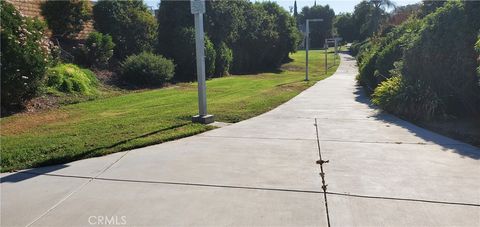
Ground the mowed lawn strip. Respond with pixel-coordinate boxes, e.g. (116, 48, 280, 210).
(0, 50, 339, 172)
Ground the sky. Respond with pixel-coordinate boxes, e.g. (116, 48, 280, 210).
(144, 0, 422, 14)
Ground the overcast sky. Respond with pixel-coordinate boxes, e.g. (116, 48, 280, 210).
(144, 0, 422, 14)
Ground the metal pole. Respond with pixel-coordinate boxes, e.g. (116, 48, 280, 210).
(305, 21, 309, 81)
(333, 43, 336, 66)
(191, 0, 213, 124)
(324, 42, 327, 75)
(194, 12, 207, 116)
(304, 19, 322, 81)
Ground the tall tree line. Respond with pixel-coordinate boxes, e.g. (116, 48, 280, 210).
(157, 0, 301, 80)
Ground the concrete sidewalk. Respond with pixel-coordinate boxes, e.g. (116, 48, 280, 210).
(1, 54, 479, 226)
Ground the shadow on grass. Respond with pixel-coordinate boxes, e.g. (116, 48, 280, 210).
(1, 122, 195, 182)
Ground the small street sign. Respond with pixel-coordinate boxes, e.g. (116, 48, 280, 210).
(190, 0, 205, 14)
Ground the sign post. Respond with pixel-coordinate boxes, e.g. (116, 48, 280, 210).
(305, 18, 323, 81)
(191, 0, 214, 124)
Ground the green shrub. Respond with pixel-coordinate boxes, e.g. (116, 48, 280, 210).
(46, 64, 98, 95)
(350, 41, 365, 57)
(356, 18, 423, 93)
(204, 38, 216, 78)
(157, 1, 298, 75)
(373, 40, 401, 82)
(402, 1, 480, 116)
(373, 19, 423, 84)
(75, 32, 115, 68)
(476, 35, 480, 77)
(357, 45, 379, 92)
(164, 27, 216, 82)
(120, 52, 175, 86)
(93, 0, 157, 59)
(214, 42, 233, 77)
(41, 0, 92, 39)
(1, 1, 53, 109)
(372, 66, 444, 121)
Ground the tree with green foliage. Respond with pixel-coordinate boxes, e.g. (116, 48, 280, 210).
(157, 0, 299, 76)
(41, 0, 92, 40)
(205, 0, 245, 45)
(402, 1, 479, 116)
(419, 0, 446, 17)
(297, 4, 335, 48)
(334, 13, 357, 42)
(388, 4, 421, 26)
(93, 0, 157, 59)
(361, 1, 480, 120)
(230, 2, 300, 72)
(260, 2, 301, 66)
(74, 32, 115, 69)
(156, 1, 216, 81)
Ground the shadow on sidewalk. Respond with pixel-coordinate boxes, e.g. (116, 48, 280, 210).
(353, 85, 480, 160)
(1, 164, 69, 183)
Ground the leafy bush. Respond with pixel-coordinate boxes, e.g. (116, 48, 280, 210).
(46, 64, 98, 95)
(157, 1, 299, 75)
(214, 42, 233, 77)
(476, 35, 480, 77)
(1, 1, 53, 109)
(402, 1, 480, 116)
(93, 0, 157, 59)
(41, 0, 92, 39)
(120, 52, 175, 86)
(74, 32, 115, 68)
(372, 75, 444, 121)
(373, 40, 401, 81)
(159, 26, 216, 81)
(357, 47, 379, 92)
(350, 40, 370, 57)
(373, 19, 422, 84)
(356, 18, 422, 93)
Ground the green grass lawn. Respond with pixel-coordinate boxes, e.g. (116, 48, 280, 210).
(0, 50, 339, 172)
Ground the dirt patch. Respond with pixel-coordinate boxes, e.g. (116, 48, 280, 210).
(281, 64, 304, 72)
(23, 95, 63, 113)
(1, 110, 70, 136)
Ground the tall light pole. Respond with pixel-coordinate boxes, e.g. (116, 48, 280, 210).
(305, 18, 323, 81)
(191, 0, 214, 124)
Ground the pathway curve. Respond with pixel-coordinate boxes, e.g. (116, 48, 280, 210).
(2, 54, 479, 226)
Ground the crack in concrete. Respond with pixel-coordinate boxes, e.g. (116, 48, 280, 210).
(314, 118, 332, 227)
(13, 171, 480, 207)
(199, 135, 465, 146)
(25, 150, 131, 227)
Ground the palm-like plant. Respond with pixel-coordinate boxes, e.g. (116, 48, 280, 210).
(370, 0, 396, 10)
(368, 0, 396, 34)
